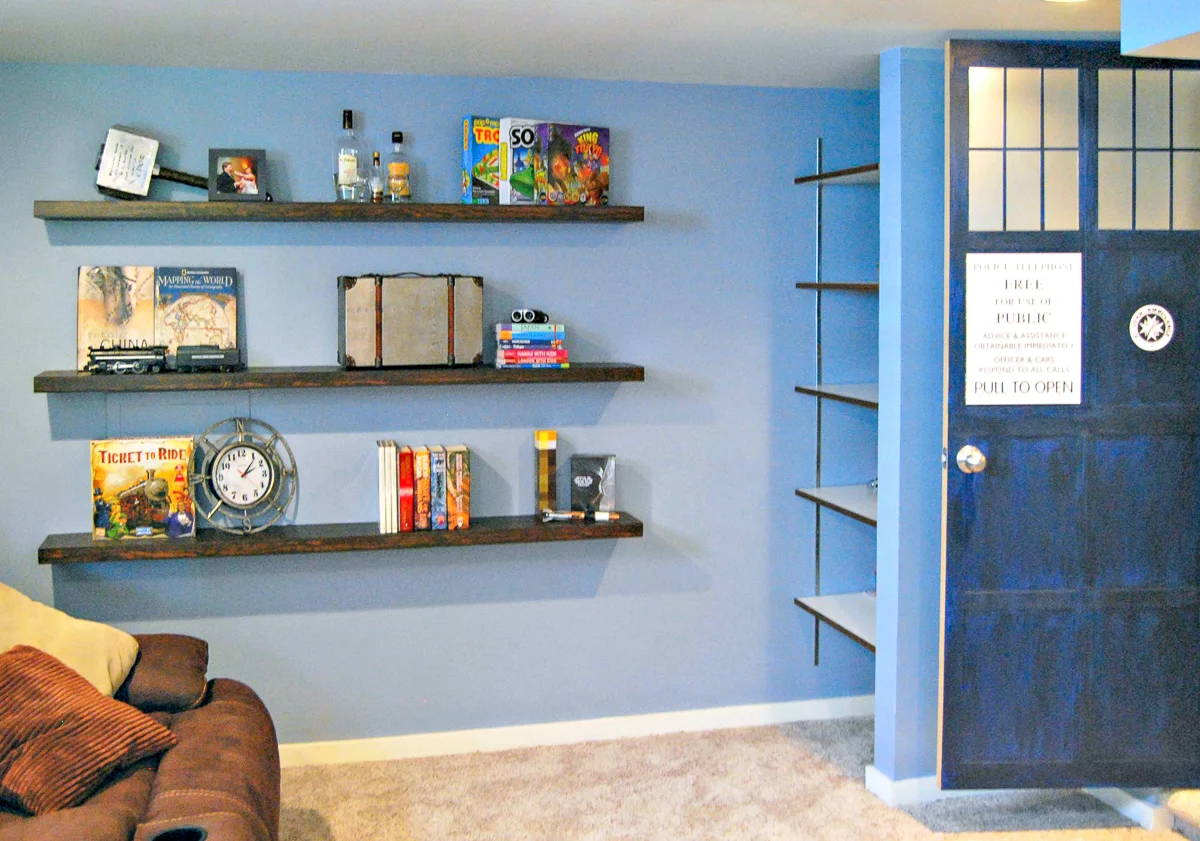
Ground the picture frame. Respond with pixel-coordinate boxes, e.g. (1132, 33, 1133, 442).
(208, 149, 266, 202)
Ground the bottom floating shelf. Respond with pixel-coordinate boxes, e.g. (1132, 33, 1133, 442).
(794, 592, 877, 653)
(39, 513, 643, 565)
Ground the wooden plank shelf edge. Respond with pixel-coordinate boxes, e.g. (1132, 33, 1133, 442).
(34, 363, 645, 393)
(793, 163, 880, 186)
(794, 383, 879, 409)
(39, 513, 644, 564)
(33, 201, 645, 223)
(793, 592, 877, 653)
(794, 485, 878, 526)
(795, 282, 879, 291)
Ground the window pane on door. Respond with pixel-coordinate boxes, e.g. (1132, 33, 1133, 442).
(969, 150, 1004, 231)
(1173, 152, 1200, 229)
(1136, 151, 1171, 230)
(969, 67, 1005, 148)
(1098, 151, 1133, 230)
(1174, 71, 1200, 147)
(1045, 70, 1080, 148)
(1046, 151, 1080, 230)
(1006, 151, 1042, 230)
(1007, 69, 1043, 148)
(1099, 70, 1133, 148)
(1136, 70, 1171, 149)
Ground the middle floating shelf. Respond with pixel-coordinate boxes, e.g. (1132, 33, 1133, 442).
(33, 363, 645, 394)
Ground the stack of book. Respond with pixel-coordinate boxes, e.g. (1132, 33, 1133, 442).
(495, 322, 569, 369)
(377, 442, 470, 534)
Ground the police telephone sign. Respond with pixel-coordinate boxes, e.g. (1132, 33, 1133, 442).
(965, 253, 1082, 406)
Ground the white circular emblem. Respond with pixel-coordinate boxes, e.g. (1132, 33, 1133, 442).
(1129, 304, 1174, 352)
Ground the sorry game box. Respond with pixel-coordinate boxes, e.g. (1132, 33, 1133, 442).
(91, 436, 195, 540)
(535, 123, 609, 206)
(499, 117, 541, 205)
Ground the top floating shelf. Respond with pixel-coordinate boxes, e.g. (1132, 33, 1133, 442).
(793, 163, 879, 186)
(32, 201, 645, 223)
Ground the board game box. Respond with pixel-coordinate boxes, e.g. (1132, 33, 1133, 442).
(91, 436, 195, 540)
(535, 123, 610, 206)
(499, 117, 541, 205)
(462, 116, 500, 204)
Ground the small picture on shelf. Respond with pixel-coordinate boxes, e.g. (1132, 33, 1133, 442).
(208, 149, 266, 202)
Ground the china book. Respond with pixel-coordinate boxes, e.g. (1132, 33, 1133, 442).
(91, 437, 196, 540)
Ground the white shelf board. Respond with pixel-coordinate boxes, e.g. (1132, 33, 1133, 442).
(795, 484, 878, 526)
(795, 382, 878, 408)
(794, 591, 877, 652)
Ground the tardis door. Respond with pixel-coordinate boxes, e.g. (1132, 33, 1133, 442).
(942, 40, 1200, 789)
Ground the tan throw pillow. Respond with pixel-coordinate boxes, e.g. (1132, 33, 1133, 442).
(0, 581, 139, 696)
(0, 645, 177, 815)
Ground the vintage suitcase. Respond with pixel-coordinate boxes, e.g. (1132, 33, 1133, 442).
(338, 273, 484, 368)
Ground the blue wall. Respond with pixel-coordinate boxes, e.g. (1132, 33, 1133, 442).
(0, 63, 878, 743)
(1121, 0, 1200, 54)
(873, 47, 946, 784)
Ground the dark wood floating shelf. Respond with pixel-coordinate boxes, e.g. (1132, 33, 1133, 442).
(795, 282, 879, 292)
(34, 363, 645, 394)
(794, 383, 878, 409)
(33, 200, 645, 223)
(793, 163, 880, 186)
(39, 513, 643, 564)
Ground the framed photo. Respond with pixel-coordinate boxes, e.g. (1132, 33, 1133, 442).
(208, 149, 266, 202)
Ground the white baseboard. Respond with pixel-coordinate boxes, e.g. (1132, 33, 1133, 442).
(279, 694, 875, 768)
(864, 767, 1168, 831)
(1084, 788, 1173, 831)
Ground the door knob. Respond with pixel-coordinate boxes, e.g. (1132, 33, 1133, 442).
(956, 445, 987, 474)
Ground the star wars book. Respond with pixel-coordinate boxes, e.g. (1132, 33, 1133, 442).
(570, 454, 616, 513)
(91, 437, 195, 540)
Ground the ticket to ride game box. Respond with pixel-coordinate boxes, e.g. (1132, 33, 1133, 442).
(91, 436, 196, 540)
(462, 116, 500, 204)
(535, 123, 610, 206)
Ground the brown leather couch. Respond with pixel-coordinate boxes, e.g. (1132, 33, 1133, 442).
(0, 634, 280, 841)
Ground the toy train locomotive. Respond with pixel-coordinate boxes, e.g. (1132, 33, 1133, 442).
(84, 343, 242, 374)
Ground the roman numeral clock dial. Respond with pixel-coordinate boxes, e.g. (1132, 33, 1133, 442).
(192, 417, 298, 534)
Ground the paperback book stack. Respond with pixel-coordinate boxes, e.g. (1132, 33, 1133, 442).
(377, 441, 470, 534)
(495, 323, 569, 369)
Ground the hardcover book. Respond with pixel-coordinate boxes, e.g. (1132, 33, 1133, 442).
(78, 266, 239, 370)
(446, 444, 470, 530)
(429, 445, 448, 530)
(91, 436, 195, 540)
(398, 445, 415, 532)
(77, 266, 156, 370)
(571, 454, 616, 513)
(153, 267, 238, 364)
(414, 446, 432, 530)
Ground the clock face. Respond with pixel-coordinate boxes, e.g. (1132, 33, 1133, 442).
(212, 443, 275, 509)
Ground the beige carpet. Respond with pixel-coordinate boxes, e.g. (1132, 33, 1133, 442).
(280, 718, 1183, 841)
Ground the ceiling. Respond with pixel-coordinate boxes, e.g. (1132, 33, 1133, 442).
(4, 0, 1121, 89)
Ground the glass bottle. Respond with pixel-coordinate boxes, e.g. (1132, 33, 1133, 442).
(386, 131, 412, 202)
(369, 152, 385, 203)
(334, 109, 363, 202)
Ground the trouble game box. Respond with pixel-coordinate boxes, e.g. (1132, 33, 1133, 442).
(462, 116, 500, 204)
(536, 123, 610, 206)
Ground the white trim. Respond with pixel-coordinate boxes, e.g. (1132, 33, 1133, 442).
(864, 767, 1167, 831)
(1084, 788, 1173, 831)
(279, 694, 875, 768)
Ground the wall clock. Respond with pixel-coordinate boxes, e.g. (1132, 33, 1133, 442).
(192, 417, 298, 534)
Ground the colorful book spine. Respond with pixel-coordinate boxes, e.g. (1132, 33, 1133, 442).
(446, 445, 471, 530)
(499, 350, 570, 362)
(377, 440, 387, 533)
(497, 362, 572, 369)
(398, 445, 414, 532)
(535, 429, 557, 512)
(414, 446, 431, 530)
(429, 445, 448, 530)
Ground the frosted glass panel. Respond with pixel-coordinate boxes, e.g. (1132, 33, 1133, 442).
(1043, 69, 1079, 148)
(1136, 151, 1171, 229)
(969, 67, 1005, 148)
(1099, 70, 1133, 148)
(1007, 69, 1042, 148)
(1098, 151, 1133, 229)
(1175, 71, 1200, 148)
(1136, 71, 1171, 149)
(1174, 152, 1200, 229)
(1044, 151, 1079, 230)
(1006, 151, 1042, 230)
(969, 150, 1004, 231)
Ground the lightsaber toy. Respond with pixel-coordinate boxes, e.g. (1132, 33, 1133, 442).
(541, 509, 620, 523)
